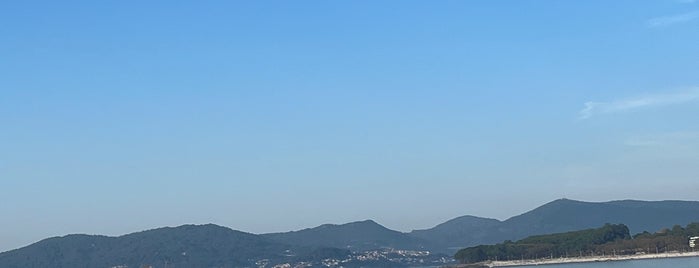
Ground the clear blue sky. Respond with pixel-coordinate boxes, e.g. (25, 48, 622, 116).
(2, 1, 699, 252)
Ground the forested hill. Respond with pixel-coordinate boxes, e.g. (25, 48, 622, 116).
(454, 223, 631, 264)
(263, 220, 431, 252)
(413, 199, 699, 253)
(0, 224, 295, 268)
(0, 224, 446, 268)
(454, 222, 699, 264)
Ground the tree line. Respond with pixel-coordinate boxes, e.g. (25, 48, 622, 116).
(454, 223, 699, 264)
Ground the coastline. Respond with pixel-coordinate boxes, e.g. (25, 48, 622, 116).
(466, 251, 699, 267)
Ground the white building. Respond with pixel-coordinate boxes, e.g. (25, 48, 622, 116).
(690, 236, 699, 248)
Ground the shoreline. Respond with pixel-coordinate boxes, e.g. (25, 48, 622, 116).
(471, 251, 699, 267)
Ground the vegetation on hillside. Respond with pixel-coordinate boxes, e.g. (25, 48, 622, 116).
(454, 223, 699, 264)
(415, 199, 699, 254)
(597, 222, 699, 255)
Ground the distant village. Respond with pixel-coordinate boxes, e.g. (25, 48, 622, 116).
(258, 248, 453, 268)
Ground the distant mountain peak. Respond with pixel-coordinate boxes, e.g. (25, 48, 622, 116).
(409, 199, 699, 254)
(262, 219, 427, 251)
(308, 219, 387, 232)
(413, 215, 500, 233)
(0, 223, 290, 268)
(345, 219, 383, 227)
(547, 198, 584, 205)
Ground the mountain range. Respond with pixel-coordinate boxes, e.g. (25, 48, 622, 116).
(411, 198, 699, 252)
(2, 198, 699, 267)
(0, 224, 295, 268)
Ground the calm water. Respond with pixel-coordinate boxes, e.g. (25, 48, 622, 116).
(520, 257, 699, 268)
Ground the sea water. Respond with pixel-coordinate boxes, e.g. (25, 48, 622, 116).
(520, 257, 699, 268)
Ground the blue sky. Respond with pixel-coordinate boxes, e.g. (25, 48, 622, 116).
(1, 1, 699, 252)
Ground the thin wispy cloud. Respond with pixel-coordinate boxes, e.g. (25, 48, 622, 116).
(579, 87, 699, 119)
(647, 10, 699, 27)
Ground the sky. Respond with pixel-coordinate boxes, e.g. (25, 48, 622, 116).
(1, 0, 699, 252)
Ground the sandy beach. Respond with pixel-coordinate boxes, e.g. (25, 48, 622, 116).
(479, 251, 699, 267)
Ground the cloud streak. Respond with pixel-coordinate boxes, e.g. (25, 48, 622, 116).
(579, 87, 699, 119)
(647, 11, 699, 27)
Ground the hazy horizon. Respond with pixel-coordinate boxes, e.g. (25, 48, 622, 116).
(2, 1, 699, 253)
(2, 197, 697, 252)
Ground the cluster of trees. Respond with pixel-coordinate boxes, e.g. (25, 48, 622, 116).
(597, 222, 699, 255)
(454, 224, 630, 264)
(455, 223, 699, 264)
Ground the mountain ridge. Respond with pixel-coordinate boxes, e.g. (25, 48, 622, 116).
(3, 198, 699, 267)
(0, 224, 293, 268)
(262, 219, 431, 252)
(413, 198, 699, 253)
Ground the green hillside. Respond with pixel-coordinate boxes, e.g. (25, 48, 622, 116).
(454, 223, 630, 264)
(414, 199, 699, 253)
(454, 222, 699, 264)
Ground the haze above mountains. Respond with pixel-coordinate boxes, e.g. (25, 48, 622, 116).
(3, 199, 699, 267)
